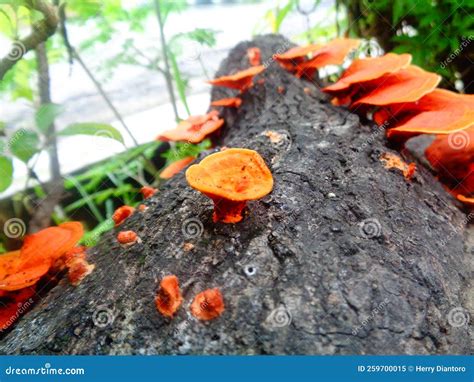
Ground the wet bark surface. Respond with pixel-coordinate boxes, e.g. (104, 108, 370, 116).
(1, 34, 472, 355)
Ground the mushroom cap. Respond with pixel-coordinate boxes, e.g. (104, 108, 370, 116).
(274, 43, 322, 61)
(295, 38, 360, 77)
(0, 222, 83, 291)
(210, 97, 242, 108)
(207, 65, 265, 91)
(19, 222, 84, 270)
(157, 110, 224, 143)
(324, 53, 412, 93)
(160, 156, 196, 179)
(185, 148, 273, 202)
(384, 89, 474, 140)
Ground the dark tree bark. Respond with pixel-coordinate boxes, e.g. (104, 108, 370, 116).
(1, 35, 472, 355)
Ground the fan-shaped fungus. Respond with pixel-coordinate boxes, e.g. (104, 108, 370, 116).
(211, 97, 242, 108)
(185, 148, 273, 223)
(160, 156, 196, 179)
(0, 222, 84, 291)
(140, 186, 157, 199)
(351, 65, 441, 107)
(207, 65, 265, 91)
(155, 275, 183, 318)
(324, 53, 412, 93)
(425, 128, 474, 199)
(247, 47, 261, 66)
(112, 205, 135, 226)
(157, 110, 224, 144)
(383, 89, 474, 141)
(191, 288, 224, 321)
(274, 43, 322, 70)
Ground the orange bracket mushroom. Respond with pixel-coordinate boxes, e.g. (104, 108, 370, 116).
(185, 148, 273, 223)
(0, 222, 84, 291)
(157, 110, 224, 144)
(294, 38, 360, 78)
(323, 53, 412, 105)
(425, 127, 474, 201)
(207, 65, 265, 92)
(210, 97, 242, 108)
(382, 89, 474, 142)
(274, 43, 322, 71)
(191, 288, 225, 321)
(155, 275, 183, 318)
(350, 65, 441, 108)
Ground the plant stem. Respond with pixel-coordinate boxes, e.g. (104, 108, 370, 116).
(153, 0, 180, 122)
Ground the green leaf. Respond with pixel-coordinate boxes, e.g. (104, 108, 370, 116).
(58, 123, 124, 144)
(9, 129, 40, 163)
(0, 155, 13, 192)
(35, 103, 63, 134)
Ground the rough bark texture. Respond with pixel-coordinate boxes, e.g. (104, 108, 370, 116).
(1, 35, 472, 355)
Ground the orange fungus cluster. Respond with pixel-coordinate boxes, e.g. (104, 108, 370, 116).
(0, 222, 92, 330)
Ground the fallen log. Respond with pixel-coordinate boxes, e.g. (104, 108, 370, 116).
(1, 34, 472, 355)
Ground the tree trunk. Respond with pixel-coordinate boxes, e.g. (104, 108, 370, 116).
(28, 42, 64, 233)
(1, 35, 472, 355)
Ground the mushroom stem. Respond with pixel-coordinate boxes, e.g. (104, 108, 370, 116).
(211, 197, 247, 223)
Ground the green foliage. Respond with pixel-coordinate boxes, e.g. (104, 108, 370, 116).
(63, 141, 160, 225)
(35, 103, 64, 134)
(0, 154, 13, 192)
(254, 0, 297, 34)
(163, 140, 211, 162)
